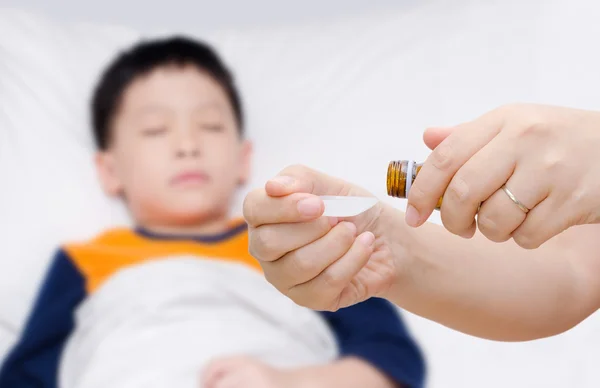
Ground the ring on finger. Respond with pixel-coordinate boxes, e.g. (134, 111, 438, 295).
(501, 184, 530, 214)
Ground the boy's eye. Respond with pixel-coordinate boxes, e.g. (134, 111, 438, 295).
(142, 127, 167, 136)
(200, 123, 223, 132)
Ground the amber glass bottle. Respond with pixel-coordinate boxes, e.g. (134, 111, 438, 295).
(387, 160, 443, 210)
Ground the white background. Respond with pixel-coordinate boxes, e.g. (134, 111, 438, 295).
(0, 0, 418, 32)
(2, 1, 600, 387)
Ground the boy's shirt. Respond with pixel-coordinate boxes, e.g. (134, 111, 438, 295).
(0, 222, 425, 388)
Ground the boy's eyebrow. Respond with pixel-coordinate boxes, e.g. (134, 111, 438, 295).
(130, 102, 226, 119)
(132, 105, 170, 118)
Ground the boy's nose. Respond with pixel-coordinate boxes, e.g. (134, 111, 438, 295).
(174, 130, 201, 158)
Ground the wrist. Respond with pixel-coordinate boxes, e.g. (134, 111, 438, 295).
(375, 203, 417, 301)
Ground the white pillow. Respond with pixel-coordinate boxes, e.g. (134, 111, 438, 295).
(3, 2, 600, 387)
(0, 8, 137, 356)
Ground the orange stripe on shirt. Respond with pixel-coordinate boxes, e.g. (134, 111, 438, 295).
(64, 223, 259, 294)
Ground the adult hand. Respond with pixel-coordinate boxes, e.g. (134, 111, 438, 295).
(243, 165, 398, 311)
(406, 103, 600, 249)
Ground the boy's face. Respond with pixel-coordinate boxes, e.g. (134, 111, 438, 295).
(96, 64, 252, 228)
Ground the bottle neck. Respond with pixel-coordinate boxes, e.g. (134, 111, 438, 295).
(405, 160, 415, 198)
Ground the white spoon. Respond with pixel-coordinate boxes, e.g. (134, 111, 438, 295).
(320, 196, 378, 217)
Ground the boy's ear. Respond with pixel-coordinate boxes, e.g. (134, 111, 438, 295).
(95, 151, 124, 197)
(238, 140, 253, 185)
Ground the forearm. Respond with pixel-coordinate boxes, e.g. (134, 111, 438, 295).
(381, 205, 600, 341)
(290, 357, 398, 388)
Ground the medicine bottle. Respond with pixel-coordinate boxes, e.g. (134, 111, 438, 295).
(387, 160, 443, 210)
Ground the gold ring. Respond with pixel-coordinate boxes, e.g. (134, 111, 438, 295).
(501, 185, 530, 214)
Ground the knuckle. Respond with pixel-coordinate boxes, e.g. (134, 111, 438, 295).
(570, 186, 588, 207)
(407, 184, 429, 209)
(520, 118, 547, 138)
(429, 141, 454, 171)
(540, 149, 567, 172)
(570, 190, 596, 225)
(252, 227, 278, 260)
(289, 250, 321, 277)
(281, 164, 308, 177)
(513, 109, 550, 141)
(321, 268, 345, 289)
(407, 183, 426, 202)
(445, 176, 472, 204)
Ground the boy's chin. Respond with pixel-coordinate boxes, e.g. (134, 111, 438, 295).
(163, 203, 228, 224)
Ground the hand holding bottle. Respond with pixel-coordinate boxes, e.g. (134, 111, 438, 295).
(405, 103, 600, 249)
(243, 163, 600, 340)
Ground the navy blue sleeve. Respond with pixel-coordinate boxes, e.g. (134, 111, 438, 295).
(0, 250, 86, 388)
(319, 298, 426, 388)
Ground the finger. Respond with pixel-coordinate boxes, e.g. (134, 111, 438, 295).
(512, 194, 575, 249)
(340, 248, 396, 302)
(243, 189, 324, 227)
(476, 166, 548, 242)
(423, 127, 454, 150)
(265, 175, 313, 198)
(289, 231, 375, 311)
(407, 110, 505, 227)
(440, 133, 517, 238)
(262, 222, 357, 291)
(248, 217, 334, 263)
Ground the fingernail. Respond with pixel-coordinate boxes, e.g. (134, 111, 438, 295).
(358, 232, 375, 247)
(270, 175, 295, 187)
(405, 205, 421, 227)
(297, 196, 323, 217)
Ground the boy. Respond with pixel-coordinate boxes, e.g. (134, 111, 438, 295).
(0, 37, 425, 387)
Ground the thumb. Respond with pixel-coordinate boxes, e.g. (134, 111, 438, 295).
(423, 127, 454, 150)
(265, 165, 351, 198)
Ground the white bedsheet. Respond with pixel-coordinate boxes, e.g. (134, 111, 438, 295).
(59, 257, 338, 388)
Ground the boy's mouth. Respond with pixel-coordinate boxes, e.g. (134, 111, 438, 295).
(171, 170, 210, 187)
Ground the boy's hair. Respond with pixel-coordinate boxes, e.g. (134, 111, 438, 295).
(91, 36, 244, 150)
